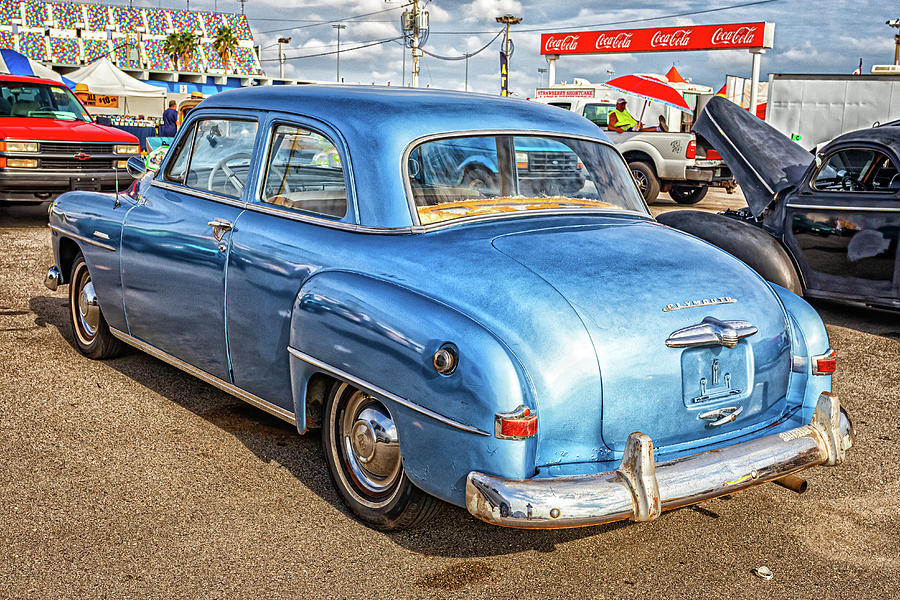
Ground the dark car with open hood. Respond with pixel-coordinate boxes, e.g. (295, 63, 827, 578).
(658, 96, 900, 312)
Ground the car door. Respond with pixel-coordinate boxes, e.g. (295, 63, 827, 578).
(783, 145, 900, 303)
(121, 112, 262, 382)
(225, 117, 355, 411)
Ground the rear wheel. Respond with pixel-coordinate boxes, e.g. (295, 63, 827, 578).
(462, 166, 498, 193)
(68, 254, 122, 359)
(322, 381, 441, 530)
(629, 161, 660, 204)
(669, 185, 708, 205)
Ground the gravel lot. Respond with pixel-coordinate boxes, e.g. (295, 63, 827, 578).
(1, 193, 898, 599)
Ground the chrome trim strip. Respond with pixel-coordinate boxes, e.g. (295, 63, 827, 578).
(110, 327, 296, 425)
(705, 111, 775, 195)
(49, 224, 115, 252)
(93, 230, 110, 240)
(286, 345, 491, 436)
(150, 179, 248, 209)
(785, 203, 900, 213)
(242, 200, 417, 235)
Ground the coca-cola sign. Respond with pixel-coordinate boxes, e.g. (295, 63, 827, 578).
(540, 22, 772, 55)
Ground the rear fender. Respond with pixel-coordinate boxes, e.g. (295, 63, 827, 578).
(656, 210, 803, 295)
(287, 270, 535, 506)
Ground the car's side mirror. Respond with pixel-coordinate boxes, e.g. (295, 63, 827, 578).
(125, 155, 147, 179)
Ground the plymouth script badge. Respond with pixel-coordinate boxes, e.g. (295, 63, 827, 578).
(662, 296, 737, 312)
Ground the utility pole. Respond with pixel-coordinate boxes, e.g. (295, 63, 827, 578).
(240, 0, 246, 15)
(496, 14, 522, 95)
(333, 24, 347, 83)
(889, 19, 900, 65)
(278, 37, 291, 78)
(537, 67, 547, 87)
(399, 1, 428, 87)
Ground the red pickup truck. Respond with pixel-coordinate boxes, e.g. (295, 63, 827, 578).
(0, 74, 140, 204)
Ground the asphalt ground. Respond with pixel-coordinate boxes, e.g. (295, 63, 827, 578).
(1, 192, 898, 599)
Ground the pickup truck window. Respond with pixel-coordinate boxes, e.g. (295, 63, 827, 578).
(583, 103, 614, 128)
(0, 81, 91, 122)
(408, 134, 646, 225)
(260, 125, 347, 218)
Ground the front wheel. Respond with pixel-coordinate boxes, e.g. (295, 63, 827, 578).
(669, 185, 708, 205)
(69, 254, 122, 359)
(629, 161, 660, 204)
(322, 381, 441, 530)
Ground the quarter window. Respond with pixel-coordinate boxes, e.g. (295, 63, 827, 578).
(813, 148, 900, 192)
(164, 123, 196, 183)
(260, 125, 347, 218)
(183, 118, 258, 198)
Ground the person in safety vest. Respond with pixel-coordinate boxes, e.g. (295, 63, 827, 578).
(608, 98, 642, 133)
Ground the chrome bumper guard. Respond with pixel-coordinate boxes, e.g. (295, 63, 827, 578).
(466, 392, 854, 529)
(44, 265, 61, 291)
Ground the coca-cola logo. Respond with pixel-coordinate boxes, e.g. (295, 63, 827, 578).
(544, 35, 581, 52)
(594, 32, 632, 50)
(711, 26, 757, 46)
(650, 29, 692, 48)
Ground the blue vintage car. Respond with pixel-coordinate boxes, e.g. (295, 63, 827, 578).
(44, 86, 853, 530)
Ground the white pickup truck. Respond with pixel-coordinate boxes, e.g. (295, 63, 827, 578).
(533, 79, 734, 203)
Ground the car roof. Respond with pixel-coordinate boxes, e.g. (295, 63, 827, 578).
(197, 85, 612, 229)
(824, 126, 900, 157)
(0, 73, 65, 86)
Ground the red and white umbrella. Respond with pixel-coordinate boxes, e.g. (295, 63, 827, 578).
(602, 74, 691, 112)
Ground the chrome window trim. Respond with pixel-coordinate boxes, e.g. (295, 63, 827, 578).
(151, 179, 248, 209)
(416, 208, 650, 232)
(287, 345, 491, 436)
(809, 146, 900, 194)
(238, 200, 417, 234)
(785, 203, 900, 213)
(49, 224, 115, 252)
(109, 327, 297, 425)
(400, 129, 649, 228)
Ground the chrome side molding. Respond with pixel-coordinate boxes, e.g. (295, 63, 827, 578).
(666, 316, 758, 349)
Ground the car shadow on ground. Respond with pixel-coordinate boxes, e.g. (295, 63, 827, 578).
(812, 299, 900, 340)
(29, 294, 626, 556)
(0, 202, 50, 228)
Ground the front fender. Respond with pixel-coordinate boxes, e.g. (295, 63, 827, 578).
(287, 269, 536, 506)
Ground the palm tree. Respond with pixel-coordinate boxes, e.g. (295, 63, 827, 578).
(163, 32, 184, 70)
(213, 27, 238, 73)
(163, 31, 199, 72)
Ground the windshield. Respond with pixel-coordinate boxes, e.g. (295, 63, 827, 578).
(407, 134, 646, 225)
(0, 81, 92, 122)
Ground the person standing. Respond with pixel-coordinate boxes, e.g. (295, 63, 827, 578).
(160, 100, 178, 137)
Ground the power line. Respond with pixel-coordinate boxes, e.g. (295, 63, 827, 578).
(259, 36, 405, 62)
(252, 3, 411, 36)
(417, 29, 503, 61)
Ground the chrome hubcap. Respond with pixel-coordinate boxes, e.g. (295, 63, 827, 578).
(632, 170, 648, 195)
(340, 390, 401, 495)
(77, 278, 99, 339)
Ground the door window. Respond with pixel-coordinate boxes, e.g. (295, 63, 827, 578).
(183, 119, 258, 198)
(812, 148, 900, 192)
(259, 125, 347, 218)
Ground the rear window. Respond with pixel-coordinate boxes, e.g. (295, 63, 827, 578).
(407, 134, 646, 226)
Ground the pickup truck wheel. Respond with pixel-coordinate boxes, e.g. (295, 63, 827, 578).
(322, 381, 442, 530)
(462, 166, 497, 192)
(68, 254, 123, 359)
(629, 161, 660, 204)
(669, 185, 708, 205)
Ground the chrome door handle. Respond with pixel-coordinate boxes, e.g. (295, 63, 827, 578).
(698, 405, 743, 427)
(207, 218, 233, 242)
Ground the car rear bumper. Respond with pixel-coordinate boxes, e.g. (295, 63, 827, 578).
(466, 392, 853, 529)
(0, 168, 130, 201)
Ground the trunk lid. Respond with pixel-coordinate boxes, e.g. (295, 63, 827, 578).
(693, 96, 812, 217)
(492, 219, 792, 457)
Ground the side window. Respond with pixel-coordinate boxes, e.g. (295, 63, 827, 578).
(260, 124, 347, 218)
(583, 104, 613, 128)
(185, 119, 258, 198)
(811, 148, 897, 192)
(164, 123, 196, 183)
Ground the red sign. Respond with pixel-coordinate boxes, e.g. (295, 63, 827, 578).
(541, 22, 773, 55)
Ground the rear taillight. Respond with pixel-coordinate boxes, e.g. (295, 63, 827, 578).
(812, 348, 836, 375)
(495, 406, 537, 440)
(686, 140, 696, 159)
(706, 149, 722, 160)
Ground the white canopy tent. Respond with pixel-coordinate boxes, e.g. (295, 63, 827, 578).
(66, 57, 166, 116)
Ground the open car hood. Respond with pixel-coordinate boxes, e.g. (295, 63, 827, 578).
(693, 96, 812, 218)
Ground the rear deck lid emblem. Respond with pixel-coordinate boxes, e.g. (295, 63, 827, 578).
(662, 297, 736, 312)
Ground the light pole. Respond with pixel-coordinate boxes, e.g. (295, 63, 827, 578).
(496, 14, 522, 96)
(277, 37, 291, 78)
(333, 24, 347, 83)
(889, 18, 900, 65)
(537, 67, 547, 87)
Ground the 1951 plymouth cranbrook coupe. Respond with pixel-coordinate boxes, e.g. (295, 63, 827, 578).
(44, 86, 853, 530)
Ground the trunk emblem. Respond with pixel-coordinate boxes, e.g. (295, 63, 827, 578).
(73, 152, 91, 160)
(662, 297, 736, 312)
(692, 358, 743, 404)
(665, 316, 757, 349)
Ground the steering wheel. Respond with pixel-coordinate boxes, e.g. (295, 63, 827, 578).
(840, 174, 862, 191)
(208, 152, 252, 195)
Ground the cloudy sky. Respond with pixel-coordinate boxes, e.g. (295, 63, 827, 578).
(147, 0, 899, 94)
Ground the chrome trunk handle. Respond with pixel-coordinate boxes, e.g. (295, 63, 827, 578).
(698, 405, 743, 427)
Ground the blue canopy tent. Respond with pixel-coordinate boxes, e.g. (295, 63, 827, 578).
(0, 48, 75, 87)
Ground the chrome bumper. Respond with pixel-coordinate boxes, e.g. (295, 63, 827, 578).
(466, 392, 854, 529)
(44, 265, 61, 291)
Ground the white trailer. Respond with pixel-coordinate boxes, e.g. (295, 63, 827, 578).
(765, 73, 900, 150)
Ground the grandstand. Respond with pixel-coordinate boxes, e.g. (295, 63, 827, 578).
(0, 1, 263, 83)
